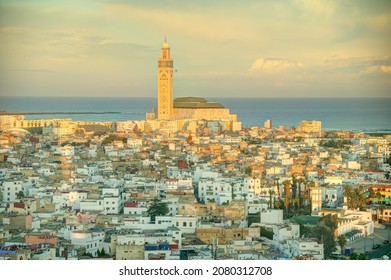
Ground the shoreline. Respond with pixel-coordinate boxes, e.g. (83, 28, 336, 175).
(0, 111, 121, 115)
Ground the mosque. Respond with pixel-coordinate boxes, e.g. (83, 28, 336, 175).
(145, 40, 241, 133)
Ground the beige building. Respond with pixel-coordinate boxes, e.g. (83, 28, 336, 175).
(116, 244, 145, 260)
(0, 115, 74, 131)
(196, 227, 260, 245)
(147, 40, 241, 132)
(299, 120, 322, 135)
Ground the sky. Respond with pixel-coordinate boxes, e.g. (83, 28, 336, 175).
(0, 0, 390, 98)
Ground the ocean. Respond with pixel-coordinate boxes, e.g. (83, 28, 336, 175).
(1, 97, 390, 133)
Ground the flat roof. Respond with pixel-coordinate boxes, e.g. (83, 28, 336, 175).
(173, 97, 225, 109)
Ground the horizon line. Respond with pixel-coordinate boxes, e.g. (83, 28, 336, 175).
(1, 96, 390, 99)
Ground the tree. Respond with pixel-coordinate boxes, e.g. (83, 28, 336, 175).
(292, 198, 300, 211)
(315, 214, 338, 259)
(282, 180, 291, 214)
(147, 197, 169, 223)
(291, 175, 298, 201)
(101, 134, 119, 145)
(16, 190, 25, 199)
(275, 177, 281, 199)
(97, 248, 107, 257)
(343, 185, 366, 210)
(337, 235, 347, 254)
(386, 156, 391, 166)
(350, 252, 366, 260)
(244, 166, 252, 176)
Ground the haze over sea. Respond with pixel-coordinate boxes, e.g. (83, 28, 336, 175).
(1, 97, 390, 133)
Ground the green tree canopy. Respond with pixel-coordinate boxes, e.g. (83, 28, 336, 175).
(147, 197, 169, 223)
(343, 185, 366, 210)
(315, 214, 338, 259)
(337, 235, 347, 254)
(16, 190, 25, 199)
(244, 166, 252, 176)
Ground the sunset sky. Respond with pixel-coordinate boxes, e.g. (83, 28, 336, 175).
(1, 0, 390, 98)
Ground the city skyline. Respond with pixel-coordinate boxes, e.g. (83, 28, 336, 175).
(1, 0, 390, 98)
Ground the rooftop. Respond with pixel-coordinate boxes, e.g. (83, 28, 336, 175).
(173, 97, 225, 109)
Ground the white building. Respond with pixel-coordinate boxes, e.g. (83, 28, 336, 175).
(198, 177, 232, 205)
(1, 180, 30, 202)
(70, 230, 105, 256)
(260, 209, 284, 225)
(172, 215, 200, 234)
(273, 223, 300, 248)
(287, 238, 324, 260)
(80, 199, 104, 213)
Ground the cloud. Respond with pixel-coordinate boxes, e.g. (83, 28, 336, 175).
(293, 0, 339, 17)
(319, 55, 391, 76)
(249, 57, 304, 74)
(0, 26, 30, 34)
(102, 3, 253, 42)
(380, 65, 391, 74)
(12, 68, 59, 74)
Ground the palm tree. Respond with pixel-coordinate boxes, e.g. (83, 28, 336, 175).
(284, 197, 290, 214)
(291, 175, 298, 200)
(343, 185, 355, 209)
(282, 180, 291, 214)
(275, 176, 281, 199)
(292, 198, 300, 211)
(337, 235, 347, 255)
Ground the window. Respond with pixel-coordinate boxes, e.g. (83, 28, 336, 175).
(183, 222, 187, 227)
(176, 222, 179, 227)
(189, 222, 192, 227)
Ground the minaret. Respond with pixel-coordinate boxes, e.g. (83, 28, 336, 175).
(311, 180, 322, 214)
(157, 38, 174, 120)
